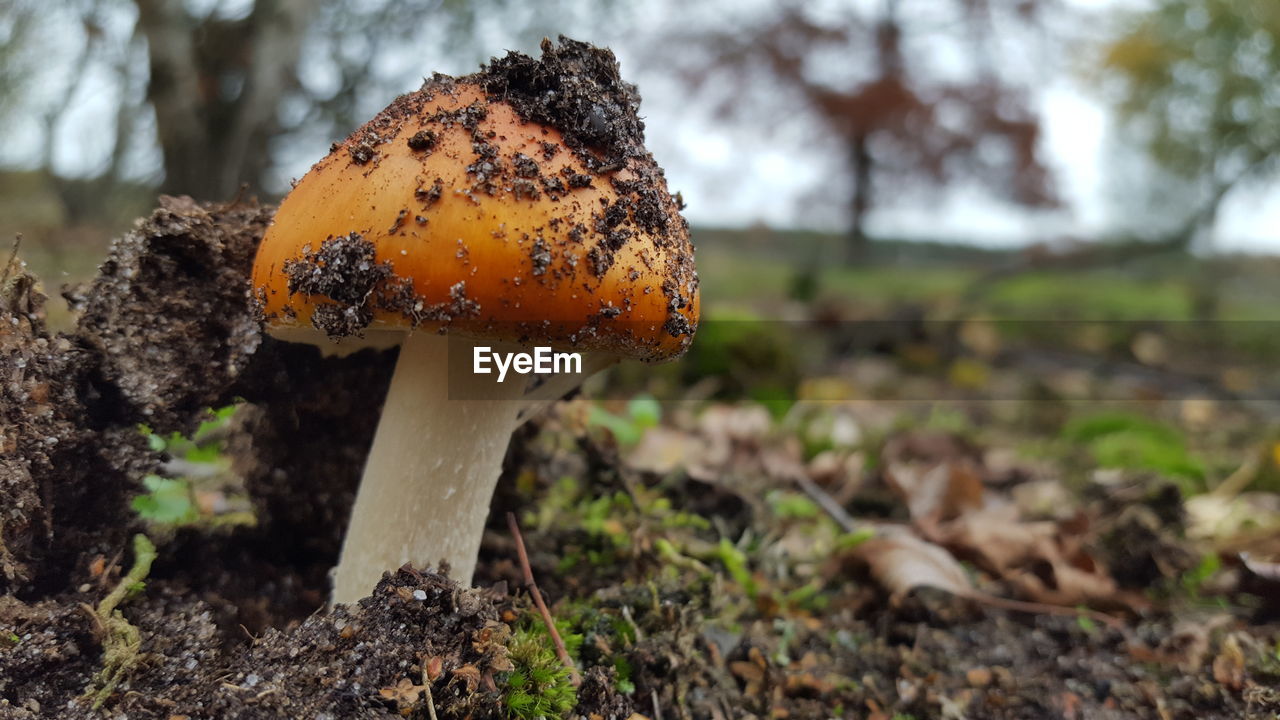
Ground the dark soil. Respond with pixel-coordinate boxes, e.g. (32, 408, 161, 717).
(479, 37, 645, 174)
(3, 197, 1280, 718)
(0, 196, 635, 719)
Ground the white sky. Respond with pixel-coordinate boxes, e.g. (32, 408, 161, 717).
(4, 0, 1278, 252)
(613, 0, 1280, 251)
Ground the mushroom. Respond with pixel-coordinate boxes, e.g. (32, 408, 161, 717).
(251, 38, 699, 603)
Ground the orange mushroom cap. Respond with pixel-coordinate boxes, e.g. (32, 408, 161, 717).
(252, 40, 698, 361)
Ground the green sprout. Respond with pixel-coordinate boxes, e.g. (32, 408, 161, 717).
(131, 475, 198, 525)
(1181, 552, 1222, 599)
(84, 534, 157, 710)
(587, 395, 661, 446)
(716, 538, 759, 599)
(135, 404, 253, 528)
(766, 490, 820, 520)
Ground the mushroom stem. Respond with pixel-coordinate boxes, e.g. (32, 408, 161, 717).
(330, 331, 528, 603)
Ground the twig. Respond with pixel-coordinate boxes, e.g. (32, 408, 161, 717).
(794, 474, 861, 533)
(1211, 446, 1265, 499)
(959, 589, 1126, 633)
(421, 664, 438, 720)
(506, 512, 581, 686)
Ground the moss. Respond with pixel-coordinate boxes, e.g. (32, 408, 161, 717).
(528, 471, 712, 572)
(716, 537, 759, 600)
(503, 627, 578, 719)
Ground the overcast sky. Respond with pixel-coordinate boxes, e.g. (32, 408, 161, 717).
(5, 0, 1278, 251)
(616, 0, 1280, 251)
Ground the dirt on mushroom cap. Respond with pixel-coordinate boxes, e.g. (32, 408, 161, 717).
(252, 37, 698, 362)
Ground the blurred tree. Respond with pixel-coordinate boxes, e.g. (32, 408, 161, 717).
(1, 0, 606, 210)
(0, 4, 36, 127)
(134, 0, 309, 201)
(675, 0, 1057, 263)
(1101, 0, 1280, 251)
(133, 0, 538, 201)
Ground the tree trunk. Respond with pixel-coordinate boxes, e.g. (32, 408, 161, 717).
(846, 132, 872, 265)
(135, 0, 306, 201)
(135, 0, 207, 197)
(1188, 186, 1221, 322)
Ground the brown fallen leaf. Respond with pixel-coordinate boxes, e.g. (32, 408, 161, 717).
(851, 527, 972, 601)
(1133, 615, 1233, 672)
(452, 664, 481, 692)
(848, 525, 1128, 630)
(885, 459, 986, 528)
(881, 442, 1123, 609)
(938, 504, 1119, 607)
(882, 430, 981, 467)
(1212, 633, 1247, 691)
(379, 677, 424, 710)
(729, 646, 770, 697)
(423, 655, 444, 682)
(697, 404, 773, 443)
(627, 426, 710, 475)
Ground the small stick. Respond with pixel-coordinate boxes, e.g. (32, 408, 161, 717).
(506, 512, 581, 686)
(794, 474, 861, 533)
(421, 667, 438, 720)
(959, 589, 1126, 632)
(420, 652, 442, 720)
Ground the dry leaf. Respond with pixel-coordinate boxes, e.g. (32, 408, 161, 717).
(882, 430, 980, 467)
(627, 427, 708, 474)
(424, 655, 444, 682)
(730, 661, 765, 684)
(886, 460, 985, 527)
(967, 514, 1118, 607)
(730, 647, 770, 697)
(1186, 492, 1280, 542)
(852, 528, 972, 600)
(698, 404, 772, 442)
(452, 664, 482, 692)
(378, 678, 424, 709)
(1134, 617, 1218, 671)
(1212, 633, 1246, 691)
(1241, 552, 1280, 581)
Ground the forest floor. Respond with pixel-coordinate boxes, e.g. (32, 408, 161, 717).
(4, 200, 1280, 719)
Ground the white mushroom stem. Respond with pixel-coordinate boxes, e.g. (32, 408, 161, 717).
(330, 331, 612, 604)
